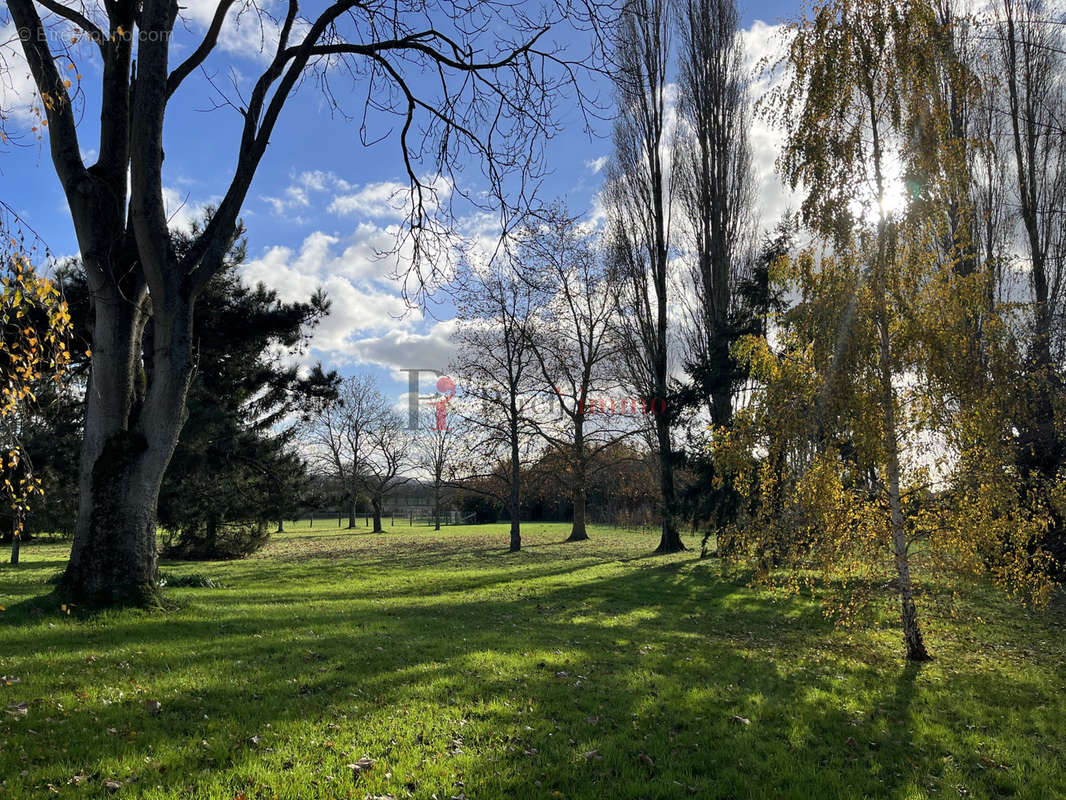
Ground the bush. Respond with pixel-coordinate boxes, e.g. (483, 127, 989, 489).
(161, 519, 270, 560)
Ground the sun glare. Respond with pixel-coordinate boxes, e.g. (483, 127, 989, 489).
(848, 157, 910, 227)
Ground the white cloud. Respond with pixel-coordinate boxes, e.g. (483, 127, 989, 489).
(261, 170, 352, 217)
(585, 156, 609, 174)
(163, 185, 216, 232)
(0, 21, 42, 126)
(175, 0, 301, 62)
(328, 180, 409, 218)
(350, 319, 458, 375)
(240, 227, 427, 365)
(329, 176, 452, 221)
(741, 20, 798, 232)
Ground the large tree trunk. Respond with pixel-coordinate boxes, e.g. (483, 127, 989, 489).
(10, 531, 19, 566)
(347, 494, 358, 529)
(372, 498, 383, 533)
(434, 484, 442, 531)
(61, 294, 194, 606)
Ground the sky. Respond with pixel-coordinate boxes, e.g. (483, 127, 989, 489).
(0, 0, 800, 411)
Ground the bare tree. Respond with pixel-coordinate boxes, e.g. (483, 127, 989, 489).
(414, 408, 458, 531)
(362, 411, 411, 533)
(3, 0, 613, 604)
(605, 0, 685, 553)
(676, 0, 757, 427)
(994, 0, 1066, 502)
(518, 205, 631, 542)
(305, 375, 387, 529)
(451, 257, 539, 552)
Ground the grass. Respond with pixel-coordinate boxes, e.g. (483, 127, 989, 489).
(1, 523, 1065, 799)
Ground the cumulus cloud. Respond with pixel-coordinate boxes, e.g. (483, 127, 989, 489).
(349, 319, 459, 375)
(240, 226, 436, 366)
(175, 0, 309, 62)
(0, 21, 43, 126)
(329, 175, 453, 221)
(262, 170, 352, 217)
(741, 20, 798, 232)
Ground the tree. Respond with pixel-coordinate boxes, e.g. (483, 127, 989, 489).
(452, 256, 539, 552)
(4, 0, 612, 604)
(676, 0, 757, 428)
(362, 411, 412, 533)
(770, 0, 933, 660)
(994, 0, 1066, 560)
(306, 375, 388, 529)
(0, 235, 73, 564)
(414, 407, 458, 531)
(518, 205, 630, 542)
(605, 0, 685, 553)
(153, 223, 337, 557)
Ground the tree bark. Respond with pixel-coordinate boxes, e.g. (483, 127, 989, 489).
(567, 486, 589, 542)
(347, 494, 358, 529)
(509, 397, 522, 552)
(654, 409, 685, 553)
(10, 531, 19, 566)
(372, 498, 383, 533)
(877, 294, 931, 662)
(61, 293, 193, 606)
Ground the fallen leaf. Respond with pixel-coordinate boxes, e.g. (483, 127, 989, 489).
(582, 749, 603, 761)
(638, 752, 654, 767)
(5, 701, 28, 717)
(103, 779, 122, 791)
(586, 715, 598, 725)
(347, 756, 374, 777)
(729, 715, 750, 726)
(145, 699, 162, 715)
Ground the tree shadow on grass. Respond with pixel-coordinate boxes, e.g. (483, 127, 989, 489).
(1, 538, 1064, 799)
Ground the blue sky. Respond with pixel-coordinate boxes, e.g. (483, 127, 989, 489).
(1, 1, 798, 407)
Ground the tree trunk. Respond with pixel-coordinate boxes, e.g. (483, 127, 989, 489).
(347, 495, 357, 529)
(61, 293, 193, 606)
(205, 515, 218, 556)
(509, 402, 522, 552)
(372, 498, 383, 533)
(434, 484, 441, 531)
(277, 518, 284, 533)
(567, 486, 589, 542)
(654, 410, 685, 553)
(566, 424, 589, 542)
(877, 301, 931, 663)
(10, 531, 19, 566)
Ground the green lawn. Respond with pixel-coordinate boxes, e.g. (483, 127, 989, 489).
(1, 524, 1064, 799)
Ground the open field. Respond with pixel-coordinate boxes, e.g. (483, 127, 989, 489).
(2, 523, 1065, 799)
